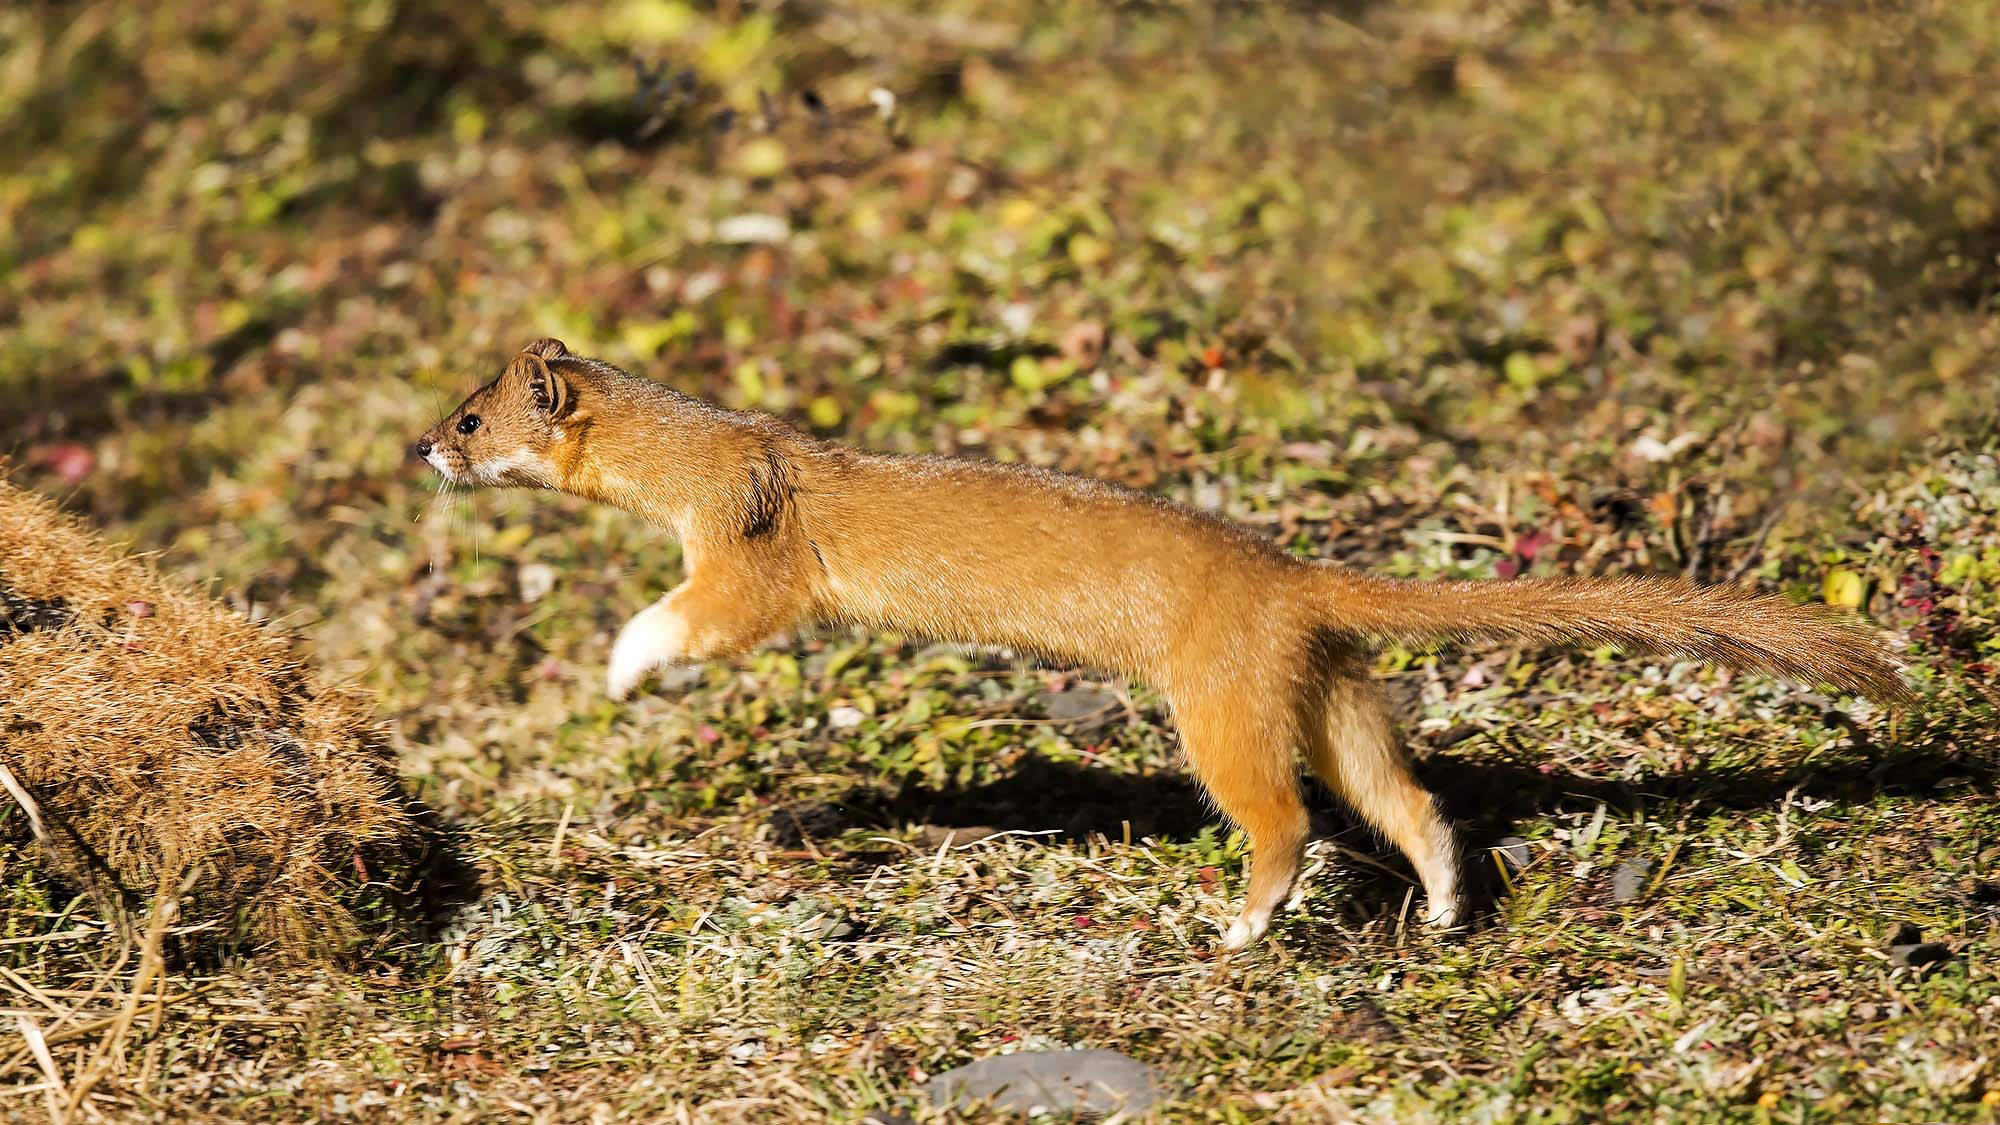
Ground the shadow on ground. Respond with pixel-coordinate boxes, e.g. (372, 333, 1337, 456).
(768, 700, 1999, 927)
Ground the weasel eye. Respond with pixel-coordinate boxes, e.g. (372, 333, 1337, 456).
(456, 414, 483, 435)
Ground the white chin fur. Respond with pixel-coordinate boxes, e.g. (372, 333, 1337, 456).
(475, 450, 538, 486)
(607, 601, 689, 701)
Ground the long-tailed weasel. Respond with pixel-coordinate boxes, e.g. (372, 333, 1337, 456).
(415, 338, 1908, 950)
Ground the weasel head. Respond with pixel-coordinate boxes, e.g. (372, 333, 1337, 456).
(415, 338, 584, 489)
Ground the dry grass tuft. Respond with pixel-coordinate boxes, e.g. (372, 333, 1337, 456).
(0, 478, 419, 962)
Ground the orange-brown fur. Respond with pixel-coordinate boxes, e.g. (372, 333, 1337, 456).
(416, 339, 1909, 949)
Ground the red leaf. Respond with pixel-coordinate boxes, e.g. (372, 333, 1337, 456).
(1514, 529, 1553, 561)
(42, 443, 95, 484)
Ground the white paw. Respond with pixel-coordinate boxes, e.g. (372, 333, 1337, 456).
(1222, 910, 1269, 952)
(1423, 897, 1464, 930)
(606, 601, 689, 701)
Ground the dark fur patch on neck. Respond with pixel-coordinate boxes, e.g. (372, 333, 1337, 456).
(742, 448, 794, 538)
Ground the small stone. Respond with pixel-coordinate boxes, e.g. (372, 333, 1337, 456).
(1884, 922, 1951, 970)
(767, 802, 845, 848)
(715, 213, 788, 245)
(922, 1049, 1162, 1115)
(1612, 858, 1653, 903)
(1890, 942, 1951, 970)
(517, 563, 556, 603)
(997, 301, 1035, 338)
(1491, 837, 1532, 874)
(1036, 687, 1116, 724)
(658, 664, 704, 691)
(916, 825, 1002, 849)
(828, 705, 866, 730)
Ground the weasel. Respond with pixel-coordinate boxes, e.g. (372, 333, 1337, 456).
(415, 338, 1908, 950)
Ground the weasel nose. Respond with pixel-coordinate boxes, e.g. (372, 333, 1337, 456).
(412, 437, 434, 461)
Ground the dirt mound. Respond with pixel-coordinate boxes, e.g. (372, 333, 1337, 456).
(0, 478, 420, 960)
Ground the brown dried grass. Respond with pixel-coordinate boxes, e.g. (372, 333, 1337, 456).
(0, 478, 419, 961)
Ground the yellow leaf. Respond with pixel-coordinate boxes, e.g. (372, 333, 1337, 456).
(733, 360, 765, 405)
(608, 0, 697, 45)
(1010, 354, 1047, 392)
(808, 395, 843, 428)
(1823, 568, 1866, 608)
(452, 105, 487, 145)
(732, 138, 787, 179)
(998, 199, 1039, 230)
(1503, 351, 1541, 390)
(847, 205, 886, 240)
(1067, 233, 1109, 267)
(489, 524, 534, 555)
(869, 389, 919, 421)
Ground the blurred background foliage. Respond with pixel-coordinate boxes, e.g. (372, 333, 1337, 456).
(7, 0, 1997, 510)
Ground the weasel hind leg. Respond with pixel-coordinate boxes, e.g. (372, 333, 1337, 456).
(1172, 691, 1310, 951)
(1303, 673, 1462, 928)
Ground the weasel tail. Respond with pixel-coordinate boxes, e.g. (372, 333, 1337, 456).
(1309, 568, 1911, 704)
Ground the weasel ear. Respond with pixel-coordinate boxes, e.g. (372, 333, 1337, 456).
(522, 338, 569, 362)
(515, 354, 573, 417)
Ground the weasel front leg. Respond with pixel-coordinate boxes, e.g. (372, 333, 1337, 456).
(606, 553, 809, 701)
(607, 592, 694, 701)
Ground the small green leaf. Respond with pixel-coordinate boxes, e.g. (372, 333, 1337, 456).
(1504, 351, 1542, 390)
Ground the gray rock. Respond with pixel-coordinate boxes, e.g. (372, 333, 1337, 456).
(1890, 942, 1951, 970)
(1884, 922, 1951, 970)
(766, 801, 845, 848)
(658, 663, 705, 691)
(916, 824, 1004, 850)
(1491, 836, 1532, 875)
(1612, 858, 1653, 903)
(1037, 687, 1118, 725)
(923, 1049, 1163, 1115)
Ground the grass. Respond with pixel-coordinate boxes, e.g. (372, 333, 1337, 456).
(5, 0, 2000, 1119)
